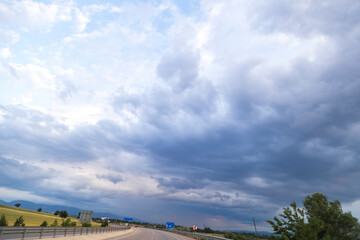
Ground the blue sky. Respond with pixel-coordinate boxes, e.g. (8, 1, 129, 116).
(1, 0, 360, 231)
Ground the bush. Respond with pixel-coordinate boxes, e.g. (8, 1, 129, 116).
(37, 208, 42, 212)
(50, 220, 59, 227)
(82, 222, 92, 227)
(101, 221, 108, 227)
(54, 210, 59, 216)
(70, 222, 77, 227)
(61, 218, 72, 227)
(40, 220, 48, 227)
(13, 216, 25, 226)
(0, 214, 8, 226)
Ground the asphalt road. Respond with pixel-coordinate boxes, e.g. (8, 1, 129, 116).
(105, 228, 194, 240)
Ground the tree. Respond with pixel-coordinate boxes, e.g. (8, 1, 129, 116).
(50, 220, 59, 227)
(304, 193, 359, 240)
(61, 218, 76, 227)
(14, 203, 21, 208)
(13, 216, 25, 226)
(0, 214, 8, 226)
(54, 210, 59, 216)
(267, 201, 307, 240)
(59, 210, 69, 218)
(101, 221, 108, 227)
(61, 218, 72, 227)
(268, 193, 360, 240)
(40, 220, 48, 227)
(37, 208, 42, 212)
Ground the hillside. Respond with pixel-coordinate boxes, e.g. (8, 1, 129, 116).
(0, 204, 98, 226)
(1, 200, 125, 220)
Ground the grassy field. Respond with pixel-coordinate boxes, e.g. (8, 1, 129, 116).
(0, 204, 100, 227)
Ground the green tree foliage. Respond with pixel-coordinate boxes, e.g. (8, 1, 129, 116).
(54, 210, 59, 216)
(224, 232, 262, 240)
(14, 203, 21, 208)
(59, 210, 69, 218)
(40, 220, 48, 227)
(70, 221, 77, 227)
(82, 222, 92, 227)
(0, 214, 8, 226)
(37, 208, 42, 212)
(50, 220, 59, 227)
(13, 215, 25, 226)
(101, 221, 108, 227)
(267, 193, 360, 240)
(267, 201, 306, 239)
(61, 218, 72, 227)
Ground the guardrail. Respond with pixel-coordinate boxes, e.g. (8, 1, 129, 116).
(166, 229, 231, 240)
(0, 226, 131, 240)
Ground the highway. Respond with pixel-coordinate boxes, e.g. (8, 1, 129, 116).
(105, 228, 194, 240)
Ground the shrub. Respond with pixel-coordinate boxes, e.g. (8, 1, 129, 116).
(0, 214, 8, 226)
(70, 222, 77, 227)
(101, 221, 108, 227)
(40, 220, 48, 227)
(13, 216, 25, 226)
(82, 222, 92, 227)
(61, 218, 72, 227)
(37, 208, 42, 212)
(50, 220, 59, 227)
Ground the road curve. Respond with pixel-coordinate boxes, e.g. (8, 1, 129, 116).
(104, 228, 194, 240)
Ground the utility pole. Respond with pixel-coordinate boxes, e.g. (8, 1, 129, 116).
(253, 217, 259, 240)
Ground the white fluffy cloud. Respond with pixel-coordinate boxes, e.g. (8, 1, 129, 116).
(0, 48, 12, 58)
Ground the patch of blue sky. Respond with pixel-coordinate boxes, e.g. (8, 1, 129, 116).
(152, 7, 174, 33)
(173, 0, 200, 15)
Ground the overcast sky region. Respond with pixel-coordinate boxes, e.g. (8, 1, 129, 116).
(1, 0, 360, 231)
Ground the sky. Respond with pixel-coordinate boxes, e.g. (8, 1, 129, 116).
(1, 0, 360, 232)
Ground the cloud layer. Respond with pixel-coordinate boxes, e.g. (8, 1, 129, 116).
(1, 0, 360, 231)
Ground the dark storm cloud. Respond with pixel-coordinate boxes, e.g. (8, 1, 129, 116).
(96, 173, 123, 184)
(111, 0, 360, 223)
(0, 105, 98, 162)
(248, 0, 360, 36)
(0, 156, 51, 189)
(1, 0, 360, 228)
(157, 177, 207, 190)
(156, 49, 200, 92)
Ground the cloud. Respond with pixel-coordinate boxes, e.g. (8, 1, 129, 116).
(157, 49, 200, 92)
(1, 0, 360, 229)
(8, 63, 56, 90)
(0, 48, 12, 58)
(0, 0, 73, 31)
(0, 186, 64, 204)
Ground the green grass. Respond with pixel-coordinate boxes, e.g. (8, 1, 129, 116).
(0, 204, 100, 227)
